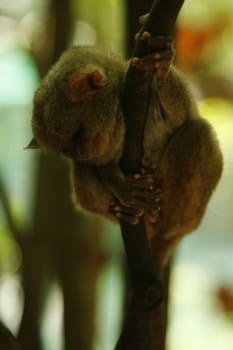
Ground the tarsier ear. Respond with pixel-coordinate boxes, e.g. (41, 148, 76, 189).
(24, 138, 40, 150)
(65, 70, 107, 102)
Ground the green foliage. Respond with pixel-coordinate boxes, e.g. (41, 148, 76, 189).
(0, 227, 21, 274)
(179, 0, 233, 26)
(72, 0, 125, 54)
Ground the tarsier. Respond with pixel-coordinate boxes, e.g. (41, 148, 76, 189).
(28, 25, 223, 266)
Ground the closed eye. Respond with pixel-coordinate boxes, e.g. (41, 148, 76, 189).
(59, 126, 84, 157)
(72, 126, 84, 144)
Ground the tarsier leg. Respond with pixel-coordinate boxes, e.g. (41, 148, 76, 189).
(150, 117, 222, 251)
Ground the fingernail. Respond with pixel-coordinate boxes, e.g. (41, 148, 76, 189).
(142, 31, 151, 40)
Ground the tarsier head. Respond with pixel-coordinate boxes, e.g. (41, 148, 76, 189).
(27, 46, 127, 165)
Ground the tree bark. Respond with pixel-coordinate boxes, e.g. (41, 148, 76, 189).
(116, 1, 185, 349)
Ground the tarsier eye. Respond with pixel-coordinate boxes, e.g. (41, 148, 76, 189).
(72, 126, 84, 144)
(60, 126, 85, 157)
(61, 148, 70, 154)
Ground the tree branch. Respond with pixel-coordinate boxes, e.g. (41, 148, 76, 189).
(116, 0, 185, 348)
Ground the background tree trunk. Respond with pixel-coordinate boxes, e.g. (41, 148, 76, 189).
(17, 1, 105, 349)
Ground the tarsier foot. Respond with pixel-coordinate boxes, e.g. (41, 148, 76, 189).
(114, 172, 160, 211)
(109, 199, 144, 225)
(141, 157, 161, 224)
(135, 175, 161, 224)
(110, 163, 161, 225)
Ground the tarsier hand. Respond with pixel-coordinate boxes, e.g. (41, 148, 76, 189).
(131, 40, 175, 80)
(133, 14, 175, 80)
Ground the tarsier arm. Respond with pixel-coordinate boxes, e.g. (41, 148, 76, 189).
(71, 160, 160, 225)
(71, 162, 116, 220)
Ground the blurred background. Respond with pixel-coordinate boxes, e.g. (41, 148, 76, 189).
(0, 0, 232, 349)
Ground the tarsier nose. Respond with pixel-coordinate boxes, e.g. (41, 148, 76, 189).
(72, 147, 87, 161)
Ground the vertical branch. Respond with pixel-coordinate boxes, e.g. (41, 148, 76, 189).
(116, 0, 185, 349)
(121, 0, 185, 290)
(50, 0, 73, 62)
(18, 1, 75, 349)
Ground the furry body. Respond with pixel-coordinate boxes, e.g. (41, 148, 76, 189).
(30, 46, 223, 265)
